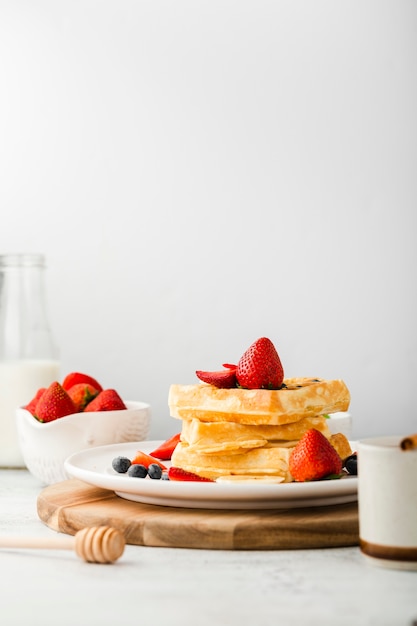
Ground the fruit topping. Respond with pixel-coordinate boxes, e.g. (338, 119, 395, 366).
(167, 467, 214, 482)
(196, 367, 237, 388)
(112, 456, 132, 473)
(195, 337, 284, 390)
(343, 453, 358, 475)
(289, 428, 343, 482)
(149, 433, 181, 460)
(148, 463, 163, 480)
(128, 464, 148, 478)
(131, 450, 167, 470)
(236, 337, 284, 390)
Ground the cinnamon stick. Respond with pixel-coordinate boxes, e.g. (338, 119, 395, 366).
(400, 434, 417, 451)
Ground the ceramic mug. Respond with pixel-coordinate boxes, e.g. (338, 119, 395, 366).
(357, 434, 417, 570)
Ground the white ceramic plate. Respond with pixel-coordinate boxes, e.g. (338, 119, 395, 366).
(64, 440, 358, 510)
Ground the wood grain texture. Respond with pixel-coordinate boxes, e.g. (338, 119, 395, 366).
(37, 479, 359, 551)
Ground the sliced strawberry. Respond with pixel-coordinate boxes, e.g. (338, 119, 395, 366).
(149, 433, 181, 460)
(196, 366, 237, 388)
(62, 372, 103, 392)
(131, 450, 167, 470)
(289, 428, 343, 482)
(168, 467, 214, 482)
(25, 387, 46, 415)
(236, 337, 284, 390)
(34, 382, 77, 423)
(83, 389, 126, 412)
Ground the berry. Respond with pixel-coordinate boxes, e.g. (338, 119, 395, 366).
(112, 456, 131, 473)
(34, 382, 77, 423)
(168, 467, 214, 482)
(344, 453, 358, 475)
(25, 388, 46, 415)
(196, 367, 237, 389)
(149, 433, 181, 460)
(131, 450, 167, 470)
(289, 428, 343, 482)
(236, 337, 284, 390)
(62, 372, 103, 392)
(148, 463, 163, 479)
(67, 383, 99, 412)
(84, 389, 126, 412)
(128, 464, 148, 478)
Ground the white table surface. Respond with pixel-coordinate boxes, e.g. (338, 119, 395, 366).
(0, 469, 416, 626)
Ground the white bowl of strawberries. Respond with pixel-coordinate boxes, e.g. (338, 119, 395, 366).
(16, 372, 151, 485)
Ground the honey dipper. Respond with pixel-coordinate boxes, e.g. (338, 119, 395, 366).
(0, 525, 125, 564)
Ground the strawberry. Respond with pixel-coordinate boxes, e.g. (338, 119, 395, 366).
(83, 389, 126, 412)
(289, 428, 343, 482)
(67, 383, 99, 412)
(34, 382, 77, 423)
(168, 467, 214, 482)
(131, 450, 167, 470)
(196, 365, 237, 388)
(25, 387, 46, 415)
(149, 433, 181, 460)
(62, 372, 103, 392)
(236, 337, 284, 389)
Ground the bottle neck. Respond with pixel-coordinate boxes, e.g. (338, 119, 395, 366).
(0, 255, 58, 361)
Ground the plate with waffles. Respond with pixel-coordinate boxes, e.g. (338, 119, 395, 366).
(64, 439, 358, 510)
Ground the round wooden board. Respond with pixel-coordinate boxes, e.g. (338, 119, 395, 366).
(37, 479, 359, 551)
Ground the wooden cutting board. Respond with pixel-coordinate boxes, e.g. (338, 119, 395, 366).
(37, 479, 359, 550)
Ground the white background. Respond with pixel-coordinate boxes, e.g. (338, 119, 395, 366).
(1, 0, 416, 440)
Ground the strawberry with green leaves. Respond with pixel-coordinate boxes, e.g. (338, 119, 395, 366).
(84, 389, 127, 412)
(195, 338, 284, 390)
(289, 428, 343, 482)
(34, 382, 77, 423)
(67, 383, 99, 412)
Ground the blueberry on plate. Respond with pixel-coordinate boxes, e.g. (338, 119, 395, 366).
(344, 453, 358, 475)
(112, 456, 131, 473)
(148, 463, 163, 480)
(128, 463, 148, 478)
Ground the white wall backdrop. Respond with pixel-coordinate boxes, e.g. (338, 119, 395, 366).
(1, 0, 416, 440)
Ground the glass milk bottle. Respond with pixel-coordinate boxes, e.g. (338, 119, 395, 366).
(0, 254, 60, 467)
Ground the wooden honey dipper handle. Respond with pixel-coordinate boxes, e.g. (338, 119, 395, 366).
(0, 526, 125, 564)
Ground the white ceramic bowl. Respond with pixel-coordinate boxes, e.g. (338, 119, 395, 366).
(326, 411, 352, 439)
(16, 400, 151, 485)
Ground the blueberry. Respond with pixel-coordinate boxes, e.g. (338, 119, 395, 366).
(112, 456, 131, 473)
(148, 463, 163, 480)
(344, 454, 358, 475)
(128, 464, 148, 478)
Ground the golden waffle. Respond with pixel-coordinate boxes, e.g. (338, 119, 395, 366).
(180, 415, 331, 454)
(171, 441, 294, 481)
(169, 377, 350, 426)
